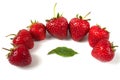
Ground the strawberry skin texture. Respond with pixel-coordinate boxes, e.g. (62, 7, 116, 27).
(46, 17, 68, 39)
(13, 29, 34, 49)
(30, 22, 46, 41)
(8, 45, 32, 67)
(92, 39, 114, 62)
(88, 25, 109, 47)
(69, 18, 90, 41)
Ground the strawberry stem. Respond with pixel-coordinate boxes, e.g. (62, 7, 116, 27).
(83, 12, 91, 18)
(53, 3, 62, 18)
(6, 34, 16, 37)
(53, 3, 57, 18)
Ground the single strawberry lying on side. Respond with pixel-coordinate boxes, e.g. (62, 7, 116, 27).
(69, 12, 90, 41)
(92, 39, 117, 62)
(88, 25, 109, 47)
(46, 3, 68, 39)
(29, 20, 46, 41)
(3, 44, 32, 67)
(13, 29, 34, 49)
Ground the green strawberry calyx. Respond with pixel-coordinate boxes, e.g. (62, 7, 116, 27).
(30, 20, 37, 24)
(27, 20, 38, 28)
(6, 34, 16, 40)
(111, 42, 118, 52)
(95, 24, 110, 33)
(2, 45, 16, 58)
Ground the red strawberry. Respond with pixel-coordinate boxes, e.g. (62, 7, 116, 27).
(88, 25, 109, 47)
(29, 20, 46, 41)
(13, 29, 34, 49)
(69, 12, 90, 41)
(3, 44, 32, 67)
(92, 39, 117, 62)
(46, 3, 68, 39)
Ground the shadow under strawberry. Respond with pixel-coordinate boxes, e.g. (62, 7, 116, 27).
(110, 52, 120, 64)
(80, 34, 89, 42)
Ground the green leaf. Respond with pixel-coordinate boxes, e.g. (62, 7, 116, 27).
(48, 47, 78, 57)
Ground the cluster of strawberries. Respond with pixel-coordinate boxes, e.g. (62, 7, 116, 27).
(46, 12, 117, 62)
(3, 21, 46, 67)
(4, 4, 117, 67)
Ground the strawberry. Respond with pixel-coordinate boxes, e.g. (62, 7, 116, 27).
(46, 3, 68, 39)
(92, 39, 117, 62)
(88, 25, 109, 47)
(13, 29, 34, 49)
(29, 20, 46, 41)
(69, 12, 90, 41)
(3, 44, 32, 67)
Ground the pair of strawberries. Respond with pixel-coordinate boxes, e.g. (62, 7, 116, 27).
(88, 25, 117, 62)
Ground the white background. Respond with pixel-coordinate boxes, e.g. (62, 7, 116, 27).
(0, 0, 120, 80)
